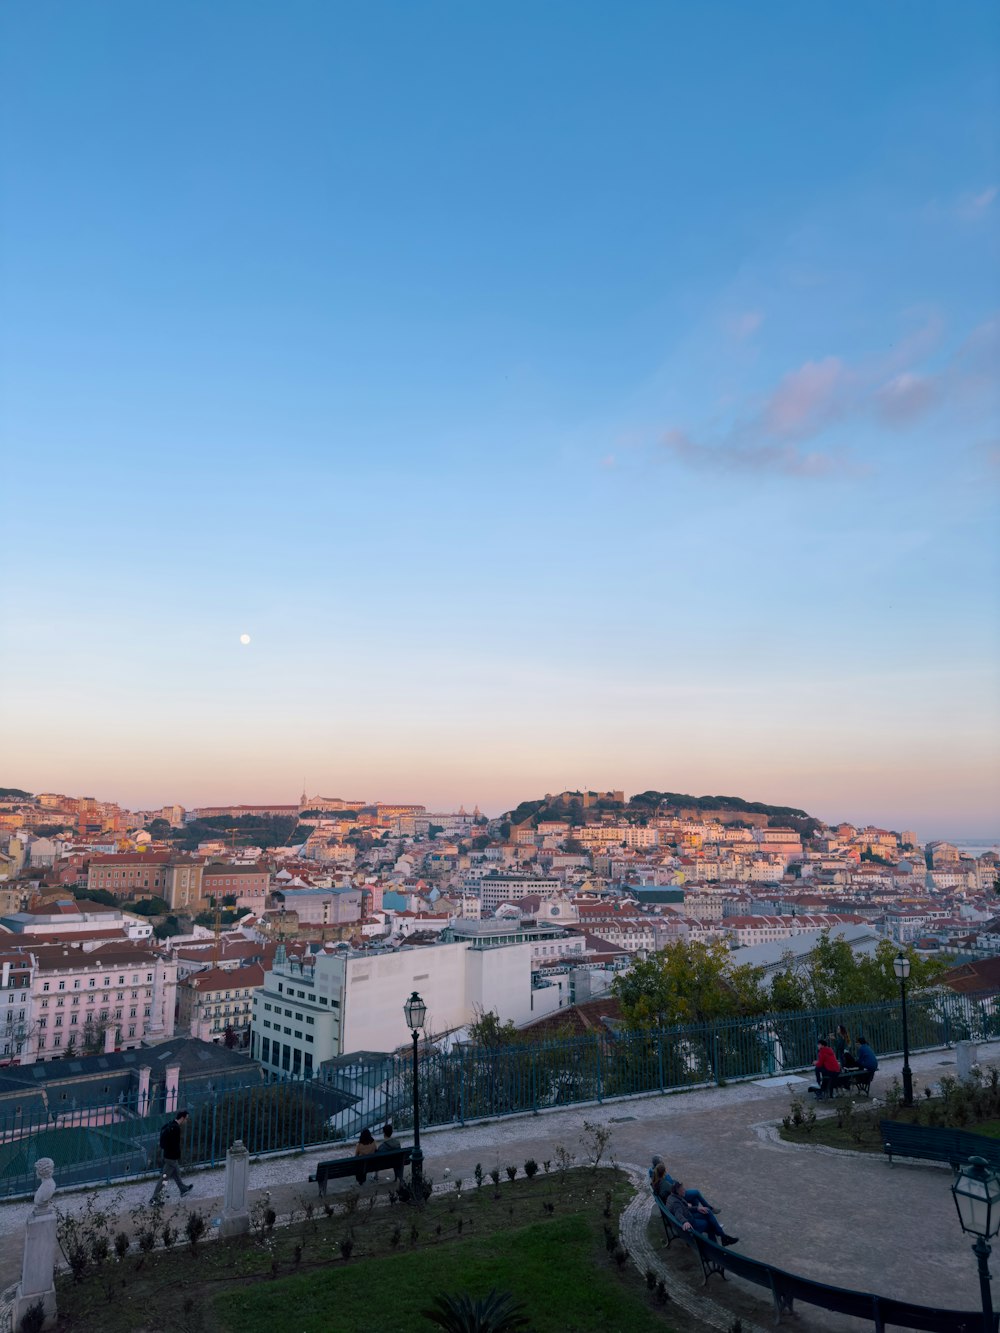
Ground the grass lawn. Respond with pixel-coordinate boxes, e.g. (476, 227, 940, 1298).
(55, 1168, 694, 1333)
(216, 1213, 671, 1333)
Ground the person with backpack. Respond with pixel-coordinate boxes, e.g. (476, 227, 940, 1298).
(151, 1109, 193, 1203)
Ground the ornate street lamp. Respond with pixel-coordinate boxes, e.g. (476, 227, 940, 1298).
(952, 1155, 1000, 1333)
(403, 992, 426, 1196)
(892, 951, 913, 1106)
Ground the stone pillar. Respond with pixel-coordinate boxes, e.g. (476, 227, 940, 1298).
(137, 1066, 151, 1116)
(104, 1025, 116, 1055)
(219, 1140, 251, 1238)
(146, 959, 165, 1037)
(164, 1063, 181, 1113)
(956, 1041, 978, 1081)
(14, 1166, 58, 1331)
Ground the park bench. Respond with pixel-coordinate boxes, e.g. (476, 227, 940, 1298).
(308, 1146, 412, 1196)
(651, 1182, 996, 1330)
(652, 1194, 725, 1285)
(808, 1068, 876, 1099)
(881, 1121, 1000, 1170)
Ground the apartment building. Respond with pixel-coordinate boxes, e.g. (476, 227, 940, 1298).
(88, 852, 171, 899)
(0, 952, 34, 1064)
(202, 862, 270, 911)
(27, 942, 177, 1061)
(476, 873, 560, 915)
(250, 935, 536, 1074)
(177, 962, 263, 1044)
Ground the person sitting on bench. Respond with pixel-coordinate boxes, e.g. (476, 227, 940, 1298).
(854, 1035, 878, 1075)
(835, 1024, 859, 1068)
(354, 1127, 378, 1183)
(814, 1038, 841, 1089)
(651, 1157, 719, 1212)
(664, 1180, 739, 1248)
(376, 1123, 406, 1181)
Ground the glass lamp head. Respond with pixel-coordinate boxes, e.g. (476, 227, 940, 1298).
(404, 991, 427, 1031)
(952, 1157, 1000, 1240)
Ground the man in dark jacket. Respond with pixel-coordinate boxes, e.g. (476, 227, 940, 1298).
(151, 1109, 193, 1203)
(665, 1181, 739, 1247)
(375, 1122, 405, 1181)
(855, 1036, 878, 1074)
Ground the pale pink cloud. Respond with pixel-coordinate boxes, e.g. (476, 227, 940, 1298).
(654, 312, 992, 483)
(762, 357, 846, 438)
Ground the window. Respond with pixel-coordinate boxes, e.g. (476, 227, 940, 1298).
(88, 979, 95, 988)
(261, 1037, 270, 1063)
(58, 982, 65, 991)
(73, 980, 80, 989)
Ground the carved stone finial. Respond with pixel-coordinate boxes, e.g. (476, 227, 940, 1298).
(33, 1158, 56, 1213)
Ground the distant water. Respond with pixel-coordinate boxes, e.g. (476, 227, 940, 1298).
(947, 837, 1000, 858)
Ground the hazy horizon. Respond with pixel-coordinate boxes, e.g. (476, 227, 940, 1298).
(5, 773, 998, 844)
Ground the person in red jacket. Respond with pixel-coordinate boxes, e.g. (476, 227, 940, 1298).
(813, 1038, 842, 1094)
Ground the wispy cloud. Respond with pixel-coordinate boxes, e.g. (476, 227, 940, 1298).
(956, 185, 998, 221)
(875, 372, 938, 426)
(663, 429, 866, 478)
(723, 310, 764, 341)
(657, 312, 995, 481)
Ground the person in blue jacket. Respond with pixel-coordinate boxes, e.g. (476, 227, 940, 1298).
(855, 1035, 878, 1073)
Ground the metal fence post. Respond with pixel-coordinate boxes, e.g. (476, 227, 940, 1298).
(596, 1034, 603, 1103)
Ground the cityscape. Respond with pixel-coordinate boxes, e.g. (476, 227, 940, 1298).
(0, 783, 998, 1072)
(2, 0, 998, 1330)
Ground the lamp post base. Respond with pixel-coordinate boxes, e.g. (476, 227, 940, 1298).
(901, 1064, 913, 1107)
(409, 1147, 425, 1202)
(974, 1237, 994, 1333)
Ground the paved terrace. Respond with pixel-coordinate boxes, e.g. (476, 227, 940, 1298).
(1, 1043, 994, 1331)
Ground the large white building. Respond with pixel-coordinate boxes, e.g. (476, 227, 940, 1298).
(250, 936, 555, 1076)
(475, 873, 561, 915)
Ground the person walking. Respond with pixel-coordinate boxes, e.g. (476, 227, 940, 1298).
(152, 1109, 193, 1203)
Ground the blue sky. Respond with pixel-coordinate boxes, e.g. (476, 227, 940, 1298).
(2, 2, 998, 836)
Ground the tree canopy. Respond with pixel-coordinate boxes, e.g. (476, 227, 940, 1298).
(613, 933, 950, 1029)
(612, 939, 769, 1028)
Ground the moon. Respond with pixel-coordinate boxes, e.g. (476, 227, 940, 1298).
(239, 634, 251, 645)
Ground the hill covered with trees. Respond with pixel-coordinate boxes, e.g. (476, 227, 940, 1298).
(503, 789, 821, 838)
